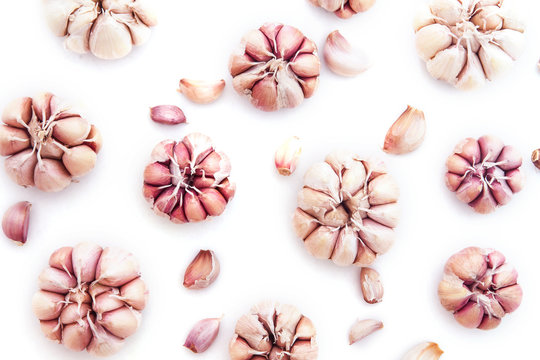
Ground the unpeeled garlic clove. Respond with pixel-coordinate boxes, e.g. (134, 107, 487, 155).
(184, 317, 222, 353)
(349, 319, 383, 345)
(183, 250, 220, 290)
(150, 105, 186, 125)
(383, 106, 426, 155)
(34, 159, 72, 192)
(96, 247, 141, 287)
(360, 267, 384, 304)
(323, 30, 369, 77)
(531, 149, 540, 169)
(275, 136, 301, 176)
(62, 145, 97, 177)
(2, 201, 31, 245)
(402, 342, 443, 360)
(178, 79, 225, 104)
(89, 11, 133, 60)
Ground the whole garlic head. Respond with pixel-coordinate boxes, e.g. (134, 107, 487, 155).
(438, 247, 522, 330)
(44, 0, 157, 60)
(445, 135, 524, 214)
(0, 93, 102, 192)
(229, 301, 318, 360)
(32, 242, 148, 356)
(143, 133, 236, 223)
(293, 151, 400, 267)
(230, 23, 320, 112)
(309, 0, 376, 19)
(414, 0, 525, 89)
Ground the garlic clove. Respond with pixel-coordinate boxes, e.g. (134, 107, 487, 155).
(358, 219, 394, 254)
(44, 0, 82, 36)
(86, 125, 103, 153)
(243, 29, 274, 62)
(360, 267, 384, 304)
(303, 162, 340, 202)
(446, 154, 472, 175)
(62, 145, 97, 177)
(471, 5, 503, 31)
(96, 247, 141, 287)
(32, 290, 65, 320)
(289, 54, 320, 78)
(229, 335, 266, 360)
(276, 25, 305, 60)
(89, 12, 133, 60)
(52, 116, 91, 147)
(184, 317, 222, 353)
(183, 249, 220, 290)
(495, 284, 523, 313)
(496, 145, 522, 171)
(229, 53, 259, 77)
(430, 0, 462, 26)
(38, 267, 77, 294)
(505, 168, 524, 193)
(0, 125, 30, 156)
(426, 45, 467, 83)
(367, 203, 400, 228)
(275, 303, 303, 350)
(324, 30, 370, 77)
(335, 4, 356, 19)
(150, 105, 186, 125)
(367, 174, 400, 205)
(298, 76, 319, 99)
(131, 0, 158, 27)
(93, 291, 125, 317)
(234, 314, 272, 352)
(5, 150, 38, 187)
(99, 307, 141, 338)
(86, 316, 125, 356)
(402, 342, 443, 360)
(117, 13, 152, 46)
(492, 29, 525, 60)
(293, 208, 318, 239)
(478, 135, 505, 162)
(72, 242, 103, 285)
(413, 6, 435, 32)
(437, 278, 472, 311)
(2, 201, 31, 245)
(198, 189, 227, 216)
(383, 106, 426, 155)
(32, 92, 53, 121)
(40, 140, 65, 159)
(478, 42, 513, 81)
(454, 301, 484, 328)
(350, 0, 376, 13)
(290, 340, 318, 359)
(304, 225, 339, 259)
(64, 5, 98, 54)
(1, 96, 33, 128)
(60, 303, 92, 324)
(251, 75, 279, 112)
(184, 191, 208, 222)
(354, 242, 377, 266)
(349, 319, 383, 345)
(331, 226, 359, 266)
(182, 132, 215, 166)
(40, 320, 62, 343)
(275, 136, 302, 176)
(178, 79, 226, 104)
(492, 263, 518, 289)
(63, 318, 93, 352)
(478, 315, 502, 330)
(275, 68, 305, 110)
(119, 278, 148, 310)
(197, 150, 231, 179)
(444, 247, 487, 282)
(455, 176, 483, 204)
(455, 52, 486, 90)
(143, 162, 171, 186)
(317, 0, 342, 12)
(415, 24, 453, 61)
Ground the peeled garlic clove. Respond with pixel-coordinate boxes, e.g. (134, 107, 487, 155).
(96, 247, 141, 287)
(150, 105, 186, 125)
(62, 145, 97, 177)
(2, 201, 31, 245)
(478, 42, 514, 81)
(183, 249, 220, 290)
(360, 267, 384, 304)
(184, 317, 222, 353)
(349, 319, 383, 345)
(402, 342, 443, 360)
(415, 24, 453, 61)
(275, 136, 301, 176)
(383, 106, 426, 155)
(89, 11, 133, 60)
(179, 79, 226, 104)
(323, 30, 369, 77)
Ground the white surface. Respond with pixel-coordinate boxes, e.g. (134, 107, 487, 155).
(0, 0, 538, 359)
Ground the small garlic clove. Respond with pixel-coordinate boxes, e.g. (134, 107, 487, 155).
(229, 335, 266, 360)
(198, 189, 227, 216)
(183, 249, 220, 290)
(367, 174, 400, 205)
(62, 318, 93, 352)
(495, 284, 523, 313)
(275, 68, 305, 110)
(383, 106, 426, 155)
(1, 96, 33, 128)
(331, 226, 359, 266)
(349, 319, 383, 345)
(413, 6, 435, 32)
(131, 0, 158, 27)
(430, 0, 462, 26)
(32, 290, 65, 320)
(150, 105, 186, 125)
(38, 267, 77, 294)
(234, 314, 272, 352)
(437, 278, 472, 311)
(93, 291, 125, 317)
(276, 25, 305, 60)
(317, 0, 342, 12)
(275, 136, 302, 176)
(426, 45, 467, 84)
(184, 317, 222, 353)
(402, 342, 443, 360)
(275, 303, 303, 350)
(178, 79, 226, 104)
(43, 0, 82, 36)
(531, 149, 540, 169)
(455, 52, 486, 90)
(350, 0, 376, 13)
(2, 201, 31, 245)
(62, 145, 97, 177)
(360, 267, 384, 304)
(471, 5, 503, 31)
(290, 340, 318, 359)
(454, 301, 484, 328)
(52, 116, 91, 147)
(304, 225, 339, 259)
(89, 11, 133, 60)
(60, 303, 92, 324)
(96, 247, 141, 287)
(492, 29, 525, 60)
(323, 30, 369, 77)
(40, 320, 62, 343)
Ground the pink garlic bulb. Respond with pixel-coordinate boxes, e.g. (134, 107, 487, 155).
(445, 135, 524, 214)
(0, 93, 102, 192)
(32, 242, 148, 356)
(309, 0, 376, 19)
(293, 151, 400, 267)
(438, 247, 522, 330)
(229, 301, 318, 360)
(229, 23, 320, 112)
(143, 133, 236, 223)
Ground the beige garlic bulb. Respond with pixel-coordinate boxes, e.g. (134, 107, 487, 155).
(438, 247, 522, 330)
(309, 0, 376, 19)
(0, 93, 102, 192)
(43, 0, 157, 60)
(293, 151, 400, 267)
(229, 301, 318, 360)
(414, 0, 525, 89)
(143, 133, 236, 223)
(32, 242, 148, 356)
(229, 23, 320, 112)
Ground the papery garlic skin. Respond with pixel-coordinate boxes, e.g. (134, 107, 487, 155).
(230, 301, 318, 360)
(309, 0, 376, 19)
(383, 106, 426, 155)
(324, 30, 370, 77)
(293, 151, 400, 267)
(2, 201, 31, 245)
(414, 0, 525, 89)
(438, 247, 522, 330)
(445, 135, 523, 214)
(0, 93, 101, 192)
(32, 242, 148, 356)
(275, 136, 302, 176)
(143, 133, 236, 224)
(531, 148, 540, 170)
(229, 23, 320, 112)
(402, 342, 443, 360)
(183, 250, 220, 289)
(43, 0, 157, 60)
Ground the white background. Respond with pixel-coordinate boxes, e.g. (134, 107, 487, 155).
(0, 0, 538, 359)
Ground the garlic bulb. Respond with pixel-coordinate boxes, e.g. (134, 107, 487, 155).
(143, 133, 236, 223)
(438, 247, 522, 330)
(0, 93, 102, 192)
(293, 151, 400, 267)
(32, 242, 148, 356)
(43, 0, 157, 60)
(309, 0, 376, 19)
(229, 301, 318, 360)
(229, 23, 320, 112)
(445, 135, 524, 214)
(414, 0, 525, 89)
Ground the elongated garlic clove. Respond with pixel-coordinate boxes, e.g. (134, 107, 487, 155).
(183, 250, 220, 289)
(150, 105, 186, 125)
(2, 201, 31, 245)
(383, 106, 426, 155)
(360, 267, 384, 304)
(324, 30, 369, 77)
(478, 42, 513, 81)
(275, 136, 301, 176)
(178, 79, 225, 104)
(402, 342, 443, 360)
(184, 317, 222, 353)
(349, 319, 383, 345)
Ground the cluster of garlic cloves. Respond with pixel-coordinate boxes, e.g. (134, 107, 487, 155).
(44, 0, 157, 60)
(293, 151, 400, 267)
(32, 242, 148, 356)
(0, 93, 101, 192)
(230, 23, 320, 112)
(438, 247, 522, 330)
(309, 0, 376, 19)
(414, 0, 525, 89)
(445, 135, 523, 214)
(143, 133, 236, 223)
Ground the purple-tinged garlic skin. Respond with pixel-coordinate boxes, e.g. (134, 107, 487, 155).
(229, 301, 318, 360)
(445, 135, 523, 214)
(184, 317, 222, 353)
(293, 151, 400, 267)
(143, 133, 236, 224)
(183, 250, 220, 290)
(2, 201, 31, 245)
(230, 23, 320, 112)
(32, 242, 148, 356)
(438, 247, 522, 330)
(0, 93, 101, 192)
(309, 0, 376, 19)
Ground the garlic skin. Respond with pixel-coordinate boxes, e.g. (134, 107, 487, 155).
(360, 267, 383, 304)
(2, 201, 31, 245)
(183, 250, 220, 289)
(414, 0, 525, 89)
(150, 105, 186, 125)
(43, 0, 157, 60)
(349, 319, 383, 345)
(531, 149, 540, 169)
(438, 247, 522, 330)
(178, 79, 226, 104)
(143, 133, 236, 224)
(324, 30, 370, 77)
(230, 301, 318, 360)
(275, 136, 302, 176)
(402, 342, 443, 360)
(0, 93, 101, 192)
(309, 0, 376, 19)
(184, 317, 222, 353)
(445, 135, 524, 214)
(32, 242, 148, 355)
(229, 23, 320, 112)
(293, 151, 400, 267)
(383, 106, 426, 155)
